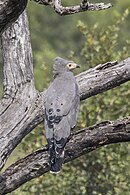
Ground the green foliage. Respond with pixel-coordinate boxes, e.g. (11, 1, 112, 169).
(77, 8, 130, 69)
(25, 0, 130, 92)
(11, 6, 130, 195)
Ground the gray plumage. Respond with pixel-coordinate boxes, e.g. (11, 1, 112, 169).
(44, 57, 80, 173)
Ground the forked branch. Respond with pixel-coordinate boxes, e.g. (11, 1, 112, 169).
(33, 0, 112, 15)
(0, 0, 112, 34)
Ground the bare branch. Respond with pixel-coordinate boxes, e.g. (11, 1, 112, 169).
(1, 57, 130, 172)
(33, 0, 112, 16)
(77, 58, 130, 100)
(1, 116, 130, 194)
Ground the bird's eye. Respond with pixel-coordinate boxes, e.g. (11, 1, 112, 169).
(67, 63, 72, 68)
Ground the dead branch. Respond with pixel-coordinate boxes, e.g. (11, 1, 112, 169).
(0, 117, 130, 194)
(33, 0, 112, 16)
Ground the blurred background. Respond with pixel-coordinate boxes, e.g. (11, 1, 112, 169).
(1, 0, 130, 194)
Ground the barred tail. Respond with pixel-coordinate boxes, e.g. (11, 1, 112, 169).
(47, 138, 66, 173)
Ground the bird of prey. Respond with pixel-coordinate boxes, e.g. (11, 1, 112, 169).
(44, 57, 80, 173)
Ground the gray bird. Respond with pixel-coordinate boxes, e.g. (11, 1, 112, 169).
(44, 57, 80, 173)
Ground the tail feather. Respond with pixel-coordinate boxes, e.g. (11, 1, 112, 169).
(50, 151, 64, 173)
(47, 138, 66, 173)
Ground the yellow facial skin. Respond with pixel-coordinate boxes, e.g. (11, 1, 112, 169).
(67, 63, 80, 70)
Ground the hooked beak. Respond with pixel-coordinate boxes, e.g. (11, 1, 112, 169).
(76, 64, 80, 68)
(67, 62, 80, 70)
(72, 63, 80, 69)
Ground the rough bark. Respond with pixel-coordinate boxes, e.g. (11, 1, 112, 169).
(76, 59, 130, 100)
(1, 117, 130, 194)
(0, 0, 28, 34)
(0, 11, 39, 170)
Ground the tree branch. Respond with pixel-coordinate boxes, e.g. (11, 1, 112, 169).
(77, 59, 130, 101)
(0, 0, 28, 34)
(1, 116, 130, 194)
(33, 0, 112, 16)
(0, 0, 112, 34)
(1, 57, 130, 171)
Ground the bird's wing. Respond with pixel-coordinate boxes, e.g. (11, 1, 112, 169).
(44, 77, 80, 173)
(44, 78, 79, 139)
(67, 83, 80, 128)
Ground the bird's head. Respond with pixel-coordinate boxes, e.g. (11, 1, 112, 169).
(53, 57, 80, 76)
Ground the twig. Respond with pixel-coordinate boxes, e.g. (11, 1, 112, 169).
(32, 0, 112, 16)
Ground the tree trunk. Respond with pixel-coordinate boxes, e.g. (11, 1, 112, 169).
(0, 0, 28, 35)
